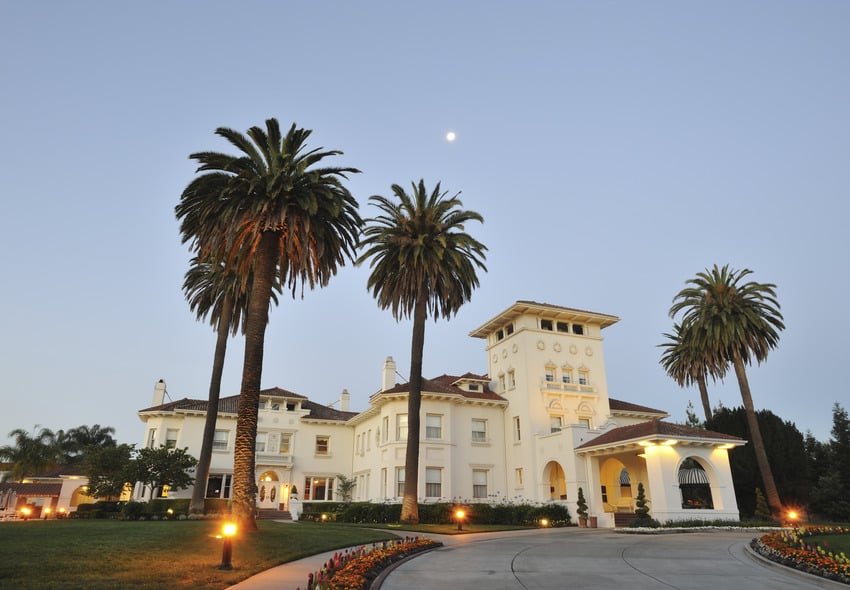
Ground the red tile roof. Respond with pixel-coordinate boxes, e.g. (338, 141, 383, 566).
(374, 374, 506, 403)
(577, 420, 744, 451)
(608, 398, 668, 416)
(0, 482, 63, 497)
(138, 387, 354, 421)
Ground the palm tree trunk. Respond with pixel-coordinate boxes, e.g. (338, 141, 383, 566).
(232, 232, 277, 531)
(732, 353, 783, 515)
(400, 290, 427, 524)
(697, 375, 712, 423)
(189, 293, 234, 515)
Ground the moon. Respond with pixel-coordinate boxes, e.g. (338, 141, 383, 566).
(445, 131, 456, 142)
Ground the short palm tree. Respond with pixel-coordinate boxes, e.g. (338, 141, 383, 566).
(358, 180, 486, 523)
(176, 119, 361, 528)
(182, 256, 280, 515)
(670, 264, 785, 514)
(659, 322, 727, 423)
(0, 426, 59, 482)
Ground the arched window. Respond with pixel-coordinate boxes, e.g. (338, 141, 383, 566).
(678, 458, 713, 509)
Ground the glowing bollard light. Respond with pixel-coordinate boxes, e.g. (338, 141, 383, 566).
(217, 522, 238, 570)
(539, 518, 549, 528)
(455, 509, 465, 531)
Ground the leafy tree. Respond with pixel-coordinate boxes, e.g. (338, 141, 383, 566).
(176, 119, 361, 528)
(670, 264, 785, 514)
(707, 406, 809, 517)
(809, 403, 850, 520)
(753, 488, 773, 522)
(336, 474, 356, 503)
(684, 401, 703, 429)
(358, 180, 486, 523)
(0, 426, 60, 482)
(659, 322, 726, 422)
(130, 446, 198, 500)
(83, 443, 134, 500)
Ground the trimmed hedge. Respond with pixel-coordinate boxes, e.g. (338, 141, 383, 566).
(328, 502, 571, 527)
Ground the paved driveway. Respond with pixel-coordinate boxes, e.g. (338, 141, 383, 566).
(376, 528, 845, 590)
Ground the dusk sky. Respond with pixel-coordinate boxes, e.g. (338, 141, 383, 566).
(1, 2, 848, 448)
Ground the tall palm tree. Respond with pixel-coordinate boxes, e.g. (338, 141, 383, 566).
(176, 119, 361, 529)
(358, 180, 486, 524)
(669, 264, 785, 514)
(659, 322, 727, 422)
(183, 256, 280, 515)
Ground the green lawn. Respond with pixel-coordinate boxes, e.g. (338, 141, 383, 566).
(807, 533, 850, 555)
(0, 519, 398, 590)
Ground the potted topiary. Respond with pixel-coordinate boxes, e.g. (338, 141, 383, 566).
(576, 487, 589, 527)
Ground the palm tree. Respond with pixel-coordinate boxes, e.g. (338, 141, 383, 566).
(358, 180, 486, 523)
(669, 264, 785, 515)
(0, 426, 59, 482)
(659, 322, 727, 422)
(175, 119, 361, 528)
(182, 256, 280, 514)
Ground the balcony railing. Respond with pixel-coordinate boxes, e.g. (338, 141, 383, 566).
(539, 378, 595, 393)
(255, 451, 293, 466)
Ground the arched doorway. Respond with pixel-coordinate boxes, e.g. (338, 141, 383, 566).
(678, 458, 714, 509)
(543, 461, 567, 500)
(599, 458, 633, 512)
(257, 471, 280, 509)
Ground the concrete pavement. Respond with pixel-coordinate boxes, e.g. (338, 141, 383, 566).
(230, 527, 847, 590)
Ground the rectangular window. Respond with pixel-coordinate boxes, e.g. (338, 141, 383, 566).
(507, 370, 515, 389)
(255, 432, 267, 453)
(396, 414, 408, 441)
(165, 428, 179, 449)
(545, 369, 555, 382)
(425, 468, 442, 498)
(206, 474, 233, 499)
(147, 428, 157, 449)
(367, 429, 372, 450)
(579, 418, 591, 429)
(497, 329, 504, 340)
(513, 416, 522, 442)
(505, 323, 514, 335)
(279, 433, 291, 454)
(468, 383, 479, 391)
(562, 371, 572, 384)
(381, 468, 387, 498)
(396, 467, 405, 497)
(601, 485, 608, 503)
(540, 319, 553, 331)
(212, 430, 228, 450)
(550, 416, 563, 433)
(499, 374, 506, 391)
(315, 435, 329, 455)
(382, 416, 389, 442)
(473, 469, 488, 499)
(471, 419, 487, 442)
(304, 476, 334, 501)
(556, 321, 569, 333)
(515, 468, 524, 487)
(426, 414, 442, 439)
(573, 324, 584, 335)
(579, 371, 589, 386)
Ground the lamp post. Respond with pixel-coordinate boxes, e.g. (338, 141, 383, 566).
(218, 523, 237, 570)
(455, 509, 465, 531)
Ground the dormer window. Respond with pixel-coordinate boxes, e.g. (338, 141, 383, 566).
(541, 319, 553, 331)
(468, 383, 479, 391)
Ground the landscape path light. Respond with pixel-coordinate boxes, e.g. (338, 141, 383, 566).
(217, 522, 237, 570)
(455, 509, 465, 531)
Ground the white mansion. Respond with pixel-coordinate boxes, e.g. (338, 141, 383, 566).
(135, 301, 744, 527)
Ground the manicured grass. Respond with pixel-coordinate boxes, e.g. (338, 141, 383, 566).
(0, 519, 398, 590)
(807, 533, 850, 555)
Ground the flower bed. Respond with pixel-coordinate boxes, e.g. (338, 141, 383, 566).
(752, 526, 850, 584)
(300, 536, 442, 590)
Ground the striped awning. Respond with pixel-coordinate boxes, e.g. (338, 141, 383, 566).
(678, 467, 710, 485)
(619, 468, 631, 485)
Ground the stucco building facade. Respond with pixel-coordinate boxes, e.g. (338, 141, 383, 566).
(136, 301, 744, 527)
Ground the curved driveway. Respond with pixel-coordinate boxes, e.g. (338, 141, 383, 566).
(377, 528, 845, 590)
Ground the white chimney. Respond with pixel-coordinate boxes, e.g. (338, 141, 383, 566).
(152, 379, 167, 406)
(339, 388, 350, 412)
(382, 356, 397, 392)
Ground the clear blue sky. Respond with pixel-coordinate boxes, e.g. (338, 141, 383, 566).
(1, 2, 848, 447)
